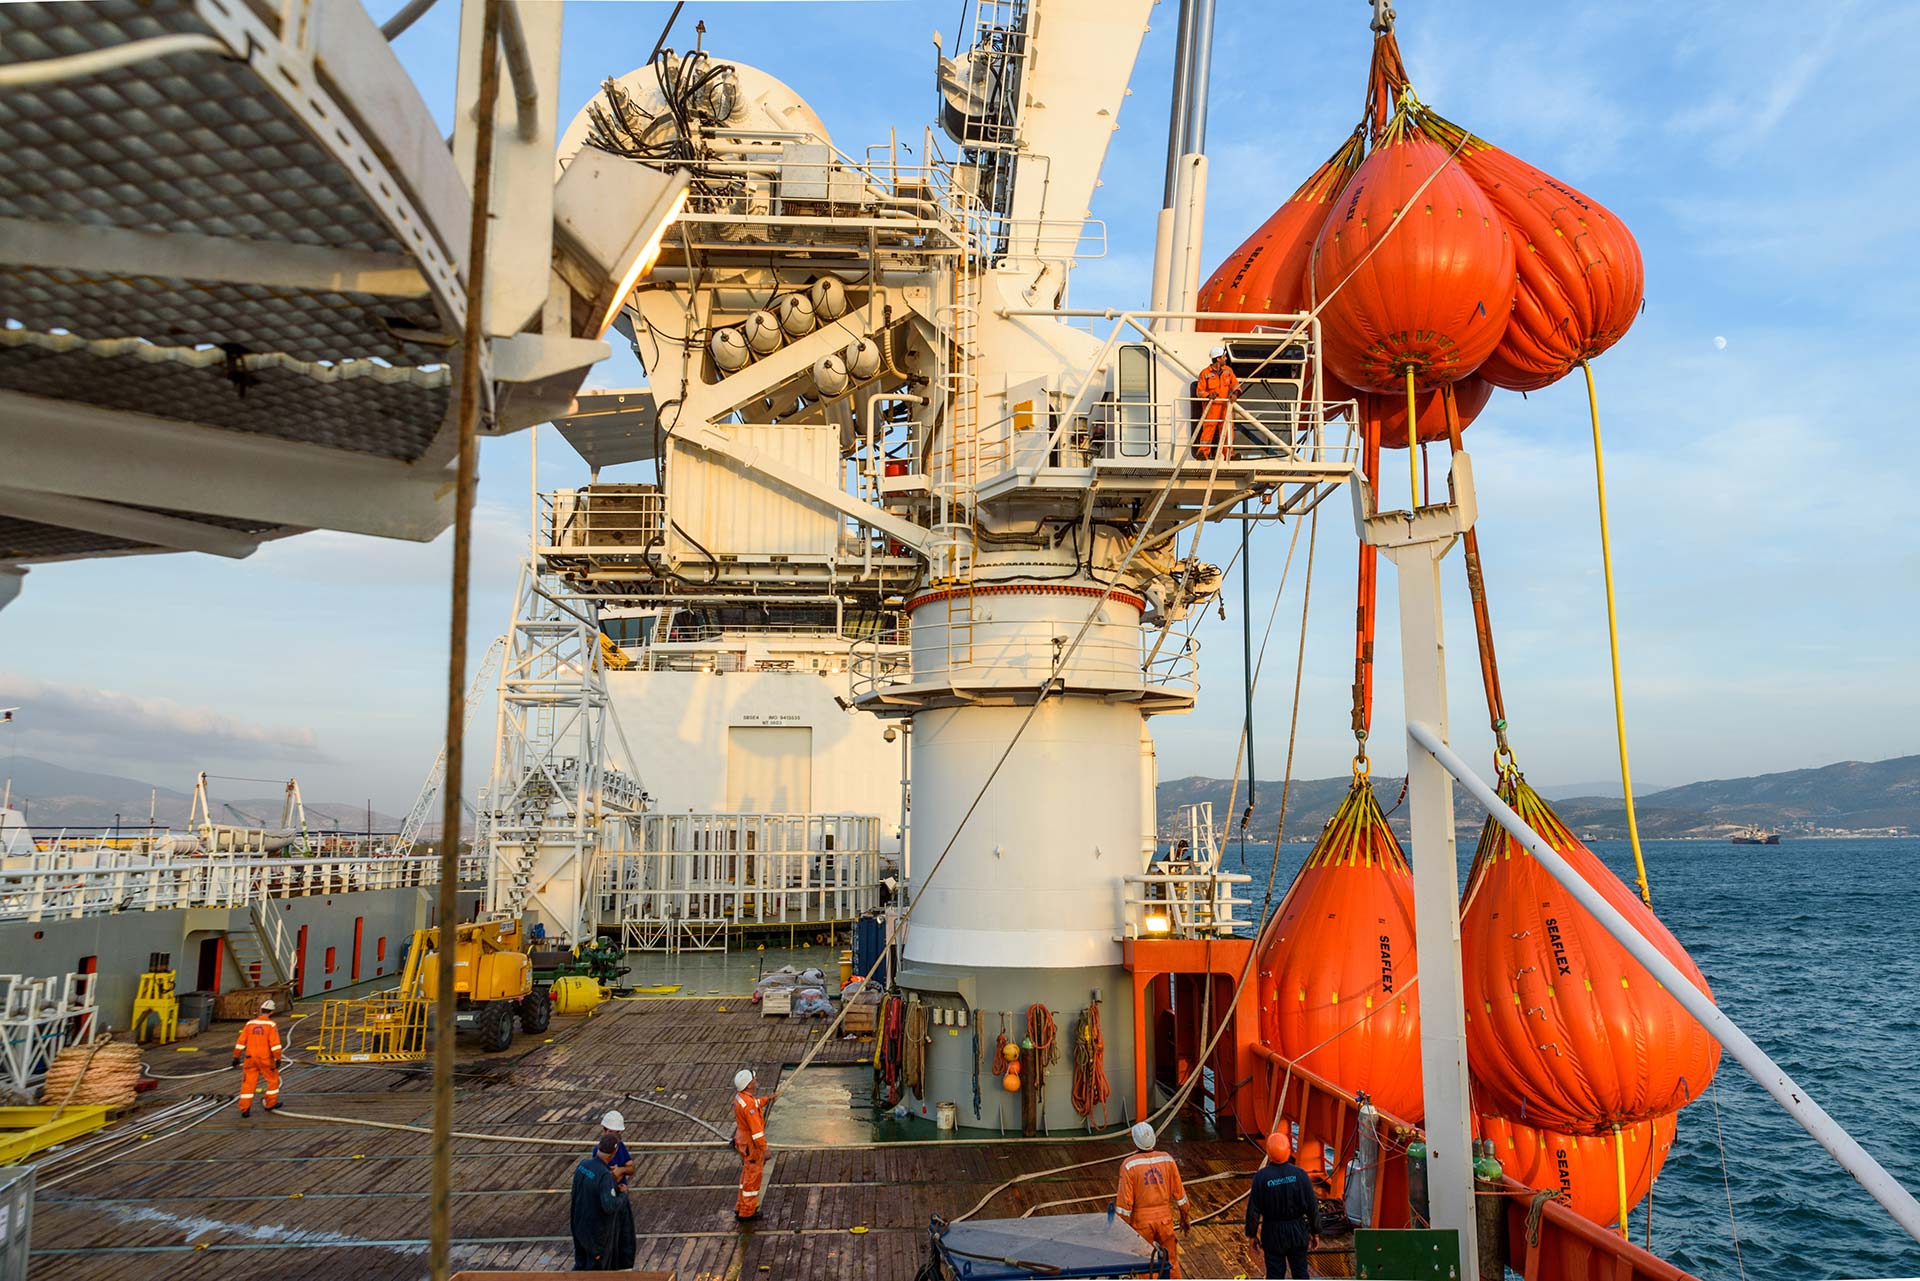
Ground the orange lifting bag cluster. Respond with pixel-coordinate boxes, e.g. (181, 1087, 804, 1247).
(1199, 29, 1647, 445)
(1256, 781, 1424, 1122)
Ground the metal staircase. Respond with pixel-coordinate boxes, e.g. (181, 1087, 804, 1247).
(225, 900, 295, 988)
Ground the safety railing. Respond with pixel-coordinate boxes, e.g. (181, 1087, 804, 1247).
(597, 813, 882, 950)
(0, 851, 489, 923)
(315, 992, 427, 1063)
(677, 125, 973, 255)
(1077, 393, 1361, 467)
(1407, 720, 1920, 1246)
(542, 486, 665, 553)
(1123, 802, 1251, 939)
(1240, 1042, 1695, 1281)
(850, 618, 1199, 702)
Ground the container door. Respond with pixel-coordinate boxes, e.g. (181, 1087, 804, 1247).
(1116, 344, 1156, 457)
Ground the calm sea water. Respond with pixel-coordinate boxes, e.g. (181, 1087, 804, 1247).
(1218, 835, 1920, 1281)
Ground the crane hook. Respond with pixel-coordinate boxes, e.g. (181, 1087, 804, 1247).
(1368, 0, 1396, 35)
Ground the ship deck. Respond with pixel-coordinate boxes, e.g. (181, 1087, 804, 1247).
(27, 949, 1289, 1280)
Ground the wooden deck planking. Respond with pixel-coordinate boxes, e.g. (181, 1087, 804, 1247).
(31, 996, 1269, 1281)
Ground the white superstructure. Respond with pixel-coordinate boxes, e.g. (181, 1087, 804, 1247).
(517, 0, 1353, 1125)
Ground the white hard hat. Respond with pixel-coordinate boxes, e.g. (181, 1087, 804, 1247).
(734, 1069, 755, 1091)
(602, 1110, 625, 1131)
(1209, 344, 1228, 359)
(260, 999, 275, 1012)
(1131, 1121, 1156, 1151)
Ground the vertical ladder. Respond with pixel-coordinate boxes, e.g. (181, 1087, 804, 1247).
(934, 219, 983, 675)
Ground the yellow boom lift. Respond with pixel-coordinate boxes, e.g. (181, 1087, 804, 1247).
(316, 917, 551, 1062)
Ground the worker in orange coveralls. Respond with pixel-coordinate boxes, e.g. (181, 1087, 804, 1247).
(1115, 1121, 1192, 1276)
(1192, 345, 1241, 461)
(732, 1067, 778, 1219)
(231, 998, 283, 1116)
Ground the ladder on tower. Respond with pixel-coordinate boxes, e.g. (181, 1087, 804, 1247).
(933, 225, 983, 675)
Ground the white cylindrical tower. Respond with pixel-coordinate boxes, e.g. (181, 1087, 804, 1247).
(888, 561, 1190, 1131)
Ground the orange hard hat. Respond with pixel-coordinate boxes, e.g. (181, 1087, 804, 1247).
(1265, 1131, 1293, 1164)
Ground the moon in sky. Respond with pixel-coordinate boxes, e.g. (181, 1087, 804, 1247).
(1713, 336, 1728, 350)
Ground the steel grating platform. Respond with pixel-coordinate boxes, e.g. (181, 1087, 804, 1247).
(0, 0, 479, 567)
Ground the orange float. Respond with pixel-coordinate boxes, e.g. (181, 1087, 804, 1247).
(1437, 124, 1645, 392)
(1356, 375, 1493, 450)
(1257, 781, 1423, 1121)
(1308, 111, 1514, 394)
(1200, 135, 1363, 406)
(1201, 135, 1363, 332)
(1461, 777, 1721, 1132)
(1476, 1111, 1676, 1228)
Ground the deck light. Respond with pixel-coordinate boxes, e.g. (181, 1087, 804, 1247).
(552, 155, 690, 339)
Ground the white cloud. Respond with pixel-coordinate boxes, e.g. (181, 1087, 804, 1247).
(0, 675, 325, 766)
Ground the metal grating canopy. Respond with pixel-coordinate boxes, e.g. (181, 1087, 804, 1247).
(1, 266, 444, 366)
(0, 0, 483, 576)
(0, 516, 148, 561)
(0, 342, 449, 461)
(0, 1, 411, 255)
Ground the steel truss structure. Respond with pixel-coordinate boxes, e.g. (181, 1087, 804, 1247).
(484, 562, 645, 944)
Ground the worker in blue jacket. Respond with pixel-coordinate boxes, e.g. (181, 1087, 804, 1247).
(570, 1135, 622, 1270)
(1246, 1131, 1322, 1278)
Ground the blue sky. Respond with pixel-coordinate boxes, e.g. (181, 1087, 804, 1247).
(2, 0, 1915, 812)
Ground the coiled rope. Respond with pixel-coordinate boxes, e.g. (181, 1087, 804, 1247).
(1070, 1000, 1110, 1128)
(902, 999, 930, 1099)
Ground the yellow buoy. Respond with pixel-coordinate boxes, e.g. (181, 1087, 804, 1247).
(551, 975, 607, 1015)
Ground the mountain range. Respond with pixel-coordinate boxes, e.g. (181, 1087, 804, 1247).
(1157, 754, 1919, 844)
(1, 755, 405, 832)
(7, 751, 1914, 844)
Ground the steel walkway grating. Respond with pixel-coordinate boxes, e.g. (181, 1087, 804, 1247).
(0, 342, 451, 461)
(0, 0, 409, 255)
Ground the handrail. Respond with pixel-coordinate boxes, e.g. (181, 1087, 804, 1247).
(0, 851, 489, 923)
(1408, 719, 1920, 1244)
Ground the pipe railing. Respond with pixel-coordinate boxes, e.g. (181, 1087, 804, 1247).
(1409, 719, 1920, 1245)
(0, 851, 490, 923)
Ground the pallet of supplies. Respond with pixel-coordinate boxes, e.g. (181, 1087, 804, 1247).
(215, 984, 292, 1021)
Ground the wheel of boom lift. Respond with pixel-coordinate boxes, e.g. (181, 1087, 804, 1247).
(476, 999, 515, 1052)
(519, 985, 553, 1034)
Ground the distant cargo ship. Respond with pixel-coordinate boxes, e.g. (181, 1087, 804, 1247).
(1731, 826, 1782, 845)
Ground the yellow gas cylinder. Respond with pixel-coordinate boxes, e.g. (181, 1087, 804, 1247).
(838, 950, 854, 988)
(551, 975, 607, 1015)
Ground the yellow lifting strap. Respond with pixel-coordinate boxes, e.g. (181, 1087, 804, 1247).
(1613, 1123, 1631, 1242)
(1405, 364, 1421, 509)
(1583, 360, 1653, 906)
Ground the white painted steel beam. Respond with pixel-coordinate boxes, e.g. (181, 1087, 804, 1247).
(0, 486, 261, 559)
(0, 392, 453, 541)
(455, 0, 563, 334)
(1361, 450, 1480, 1276)
(0, 218, 429, 297)
(1382, 536, 1478, 1277)
(1410, 720, 1920, 1246)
